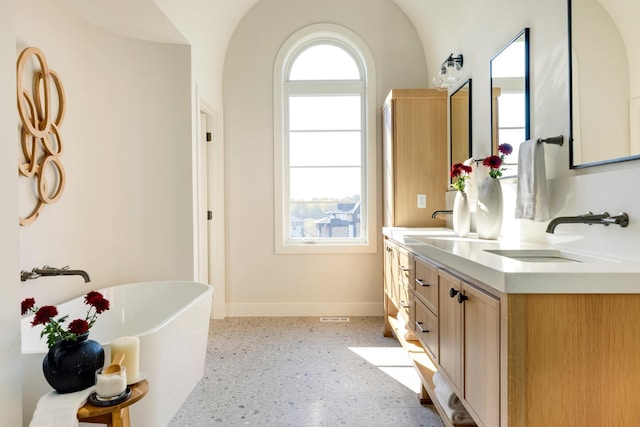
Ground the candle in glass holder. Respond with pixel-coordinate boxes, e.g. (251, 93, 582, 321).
(110, 336, 140, 383)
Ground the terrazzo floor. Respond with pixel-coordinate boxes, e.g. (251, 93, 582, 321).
(169, 317, 444, 427)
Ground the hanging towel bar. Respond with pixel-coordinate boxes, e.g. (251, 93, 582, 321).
(537, 135, 564, 146)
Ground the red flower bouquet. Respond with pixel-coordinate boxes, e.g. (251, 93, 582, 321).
(450, 163, 473, 192)
(21, 291, 110, 348)
(483, 143, 513, 178)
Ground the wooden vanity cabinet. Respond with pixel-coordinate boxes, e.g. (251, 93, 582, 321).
(384, 237, 499, 427)
(382, 89, 448, 227)
(385, 233, 640, 426)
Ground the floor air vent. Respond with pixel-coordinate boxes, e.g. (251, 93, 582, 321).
(320, 316, 350, 322)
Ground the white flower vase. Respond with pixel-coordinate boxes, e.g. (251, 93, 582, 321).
(453, 191, 470, 237)
(476, 177, 503, 239)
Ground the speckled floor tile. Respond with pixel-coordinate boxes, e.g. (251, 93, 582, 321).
(169, 317, 444, 427)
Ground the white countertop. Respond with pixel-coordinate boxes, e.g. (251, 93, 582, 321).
(383, 227, 640, 294)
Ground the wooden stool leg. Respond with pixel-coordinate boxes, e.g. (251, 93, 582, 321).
(122, 407, 131, 427)
(109, 407, 128, 427)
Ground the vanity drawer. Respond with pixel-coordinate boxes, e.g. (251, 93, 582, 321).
(398, 247, 414, 289)
(414, 298, 439, 361)
(397, 282, 411, 321)
(414, 257, 439, 315)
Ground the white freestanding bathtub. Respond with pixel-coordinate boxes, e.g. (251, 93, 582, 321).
(21, 281, 213, 427)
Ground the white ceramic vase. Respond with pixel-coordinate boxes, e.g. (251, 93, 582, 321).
(476, 177, 503, 239)
(452, 191, 470, 237)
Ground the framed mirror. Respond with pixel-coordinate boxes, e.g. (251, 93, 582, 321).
(490, 28, 530, 177)
(569, 0, 640, 168)
(450, 79, 472, 169)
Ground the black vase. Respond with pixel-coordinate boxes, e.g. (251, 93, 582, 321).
(42, 333, 104, 394)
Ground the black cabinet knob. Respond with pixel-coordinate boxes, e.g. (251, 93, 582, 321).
(449, 288, 460, 298)
(457, 294, 468, 304)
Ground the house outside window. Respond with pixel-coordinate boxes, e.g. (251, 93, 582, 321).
(274, 24, 376, 254)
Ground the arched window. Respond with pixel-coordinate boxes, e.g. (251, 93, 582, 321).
(274, 24, 376, 254)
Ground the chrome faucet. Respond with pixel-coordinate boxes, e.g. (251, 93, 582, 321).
(545, 211, 629, 234)
(20, 265, 91, 283)
(431, 210, 453, 219)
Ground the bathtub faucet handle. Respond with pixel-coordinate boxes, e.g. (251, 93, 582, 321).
(21, 265, 91, 283)
(20, 269, 41, 282)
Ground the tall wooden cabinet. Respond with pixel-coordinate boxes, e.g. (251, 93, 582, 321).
(383, 89, 448, 227)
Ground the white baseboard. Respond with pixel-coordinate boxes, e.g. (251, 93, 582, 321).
(225, 302, 383, 317)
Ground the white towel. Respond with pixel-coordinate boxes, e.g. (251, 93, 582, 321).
(30, 387, 95, 427)
(433, 371, 476, 425)
(515, 139, 549, 221)
(437, 396, 476, 425)
(432, 370, 463, 409)
(396, 314, 418, 341)
(432, 381, 476, 425)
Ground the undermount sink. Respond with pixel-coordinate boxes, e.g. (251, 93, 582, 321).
(484, 249, 614, 263)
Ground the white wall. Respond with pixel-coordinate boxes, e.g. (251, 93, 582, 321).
(223, 0, 429, 316)
(1, 0, 23, 423)
(394, 0, 640, 258)
(16, 0, 195, 308)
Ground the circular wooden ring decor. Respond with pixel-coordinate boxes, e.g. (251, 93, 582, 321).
(16, 47, 66, 226)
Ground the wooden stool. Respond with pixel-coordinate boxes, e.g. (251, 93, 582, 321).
(77, 380, 148, 427)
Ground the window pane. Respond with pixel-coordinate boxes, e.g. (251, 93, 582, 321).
(289, 167, 361, 200)
(498, 128, 526, 161)
(492, 41, 525, 78)
(497, 93, 525, 127)
(289, 200, 361, 239)
(289, 45, 361, 80)
(290, 131, 361, 167)
(289, 96, 361, 131)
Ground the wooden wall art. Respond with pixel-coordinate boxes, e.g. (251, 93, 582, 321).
(16, 47, 66, 226)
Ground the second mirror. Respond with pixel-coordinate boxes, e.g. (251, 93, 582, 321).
(450, 79, 472, 169)
(490, 27, 530, 177)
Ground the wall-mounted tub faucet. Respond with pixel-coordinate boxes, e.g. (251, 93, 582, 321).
(545, 211, 629, 234)
(431, 210, 453, 219)
(20, 265, 91, 283)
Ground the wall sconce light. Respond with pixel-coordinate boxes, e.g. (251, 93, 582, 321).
(432, 53, 464, 90)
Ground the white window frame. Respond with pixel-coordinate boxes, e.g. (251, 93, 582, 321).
(274, 24, 377, 254)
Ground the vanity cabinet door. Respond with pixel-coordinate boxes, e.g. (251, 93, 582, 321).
(439, 268, 500, 427)
(384, 241, 399, 308)
(438, 270, 464, 393)
(383, 241, 399, 336)
(462, 283, 500, 427)
(397, 247, 414, 322)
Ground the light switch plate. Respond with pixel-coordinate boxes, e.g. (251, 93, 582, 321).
(417, 194, 427, 209)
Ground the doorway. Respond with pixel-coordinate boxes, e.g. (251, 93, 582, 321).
(198, 102, 226, 319)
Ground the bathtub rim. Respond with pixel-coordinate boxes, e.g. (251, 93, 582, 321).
(21, 280, 213, 355)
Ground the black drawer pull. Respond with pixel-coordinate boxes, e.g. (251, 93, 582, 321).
(415, 321, 429, 333)
(416, 278, 429, 287)
(449, 288, 459, 298)
(457, 294, 468, 304)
